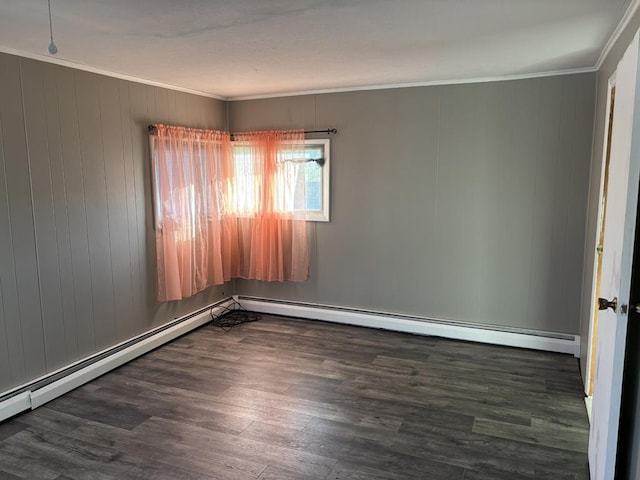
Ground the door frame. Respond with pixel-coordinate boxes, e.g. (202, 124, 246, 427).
(585, 73, 617, 400)
(588, 29, 640, 479)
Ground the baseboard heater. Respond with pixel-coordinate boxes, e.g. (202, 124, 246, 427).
(0, 297, 235, 423)
(237, 296, 580, 357)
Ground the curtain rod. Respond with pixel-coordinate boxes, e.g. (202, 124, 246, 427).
(229, 128, 337, 139)
(148, 125, 337, 136)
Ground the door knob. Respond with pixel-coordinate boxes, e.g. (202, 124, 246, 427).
(598, 297, 618, 312)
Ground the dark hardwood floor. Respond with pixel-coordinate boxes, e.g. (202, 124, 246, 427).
(0, 314, 589, 479)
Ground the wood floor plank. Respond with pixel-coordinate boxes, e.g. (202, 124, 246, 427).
(68, 418, 267, 480)
(485, 387, 588, 429)
(462, 465, 534, 480)
(135, 416, 338, 477)
(0, 470, 23, 480)
(0, 314, 589, 479)
(0, 420, 27, 442)
(0, 447, 63, 480)
(74, 383, 253, 435)
(305, 415, 534, 477)
(256, 465, 326, 480)
(339, 376, 533, 427)
(45, 390, 151, 430)
(98, 372, 316, 431)
(327, 460, 417, 480)
(217, 385, 405, 431)
(534, 455, 591, 480)
(13, 426, 201, 480)
(472, 416, 589, 453)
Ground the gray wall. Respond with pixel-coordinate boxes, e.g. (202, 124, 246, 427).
(230, 74, 596, 335)
(0, 53, 230, 395)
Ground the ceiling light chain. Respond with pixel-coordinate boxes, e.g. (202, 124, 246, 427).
(47, 0, 57, 55)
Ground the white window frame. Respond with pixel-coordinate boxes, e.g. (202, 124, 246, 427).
(298, 138, 330, 222)
(230, 138, 331, 222)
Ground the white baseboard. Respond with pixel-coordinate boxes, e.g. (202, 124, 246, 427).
(0, 298, 234, 422)
(0, 295, 580, 423)
(0, 392, 31, 422)
(238, 296, 581, 356)
(585, 395, 593, 424)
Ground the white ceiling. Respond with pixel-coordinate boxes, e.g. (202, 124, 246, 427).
(0, 0, 635, 100)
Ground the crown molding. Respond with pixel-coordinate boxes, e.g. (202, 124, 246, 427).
(0, 38, 609, 102)
(596, 0, 640, 70)
(227, 67, 597, 101)
(0, 46, 226, 101)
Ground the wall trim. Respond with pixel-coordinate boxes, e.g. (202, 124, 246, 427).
(0, 297, 234, 422)
(0, 46, 225, 101)
(2, 0, 634, 103)
(585, 395, 593, 424)
(596, 0, 640, 70)
(0, 46, 595, 102)
(227, 68, 597, 101)
(0, 294, 582, 422)
(237, 296, 581, 357)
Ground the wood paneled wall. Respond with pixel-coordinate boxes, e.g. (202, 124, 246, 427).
(0, 53, 229, 394)
(231, 74, 596, 335)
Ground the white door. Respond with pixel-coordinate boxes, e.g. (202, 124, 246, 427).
(589, 30, 640, 480)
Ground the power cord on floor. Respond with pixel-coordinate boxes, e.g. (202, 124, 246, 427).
(210, 299, 261, 332)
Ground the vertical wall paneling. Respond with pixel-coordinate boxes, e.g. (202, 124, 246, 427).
(383, 88, 439, 314)
(154, 88, 169, 126)
(526, 77, 563, 330)
(20, 59, 68, 371)
(0, 280, 11, 388)
(0, 55, 26, 386)
(99, 76, 135, 341)
(127, 82, 152, 321)
(570, 75, 597, 336)
(464, 82, 514, 322)
(502, 80, 541, 328)
(175, 92, 189, 127)
(1, 56, 46, 379)
(0, 52, 228, 395)
(75, 71, 117, 350)
(436, 84, 483, 320)
(547, 76, 578, 328)
(43, 63, 79, 362)
(231, 74, 596, 334)
(119, 81, 143, 340)
(187, 93, 203, 128)
(55, 66, 95, 358)
(143, 85, 158, 318)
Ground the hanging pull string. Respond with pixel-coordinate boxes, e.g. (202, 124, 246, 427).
(47, 0, 58, 54)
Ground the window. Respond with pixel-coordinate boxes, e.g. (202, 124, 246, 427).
(231, 138, 330, 221)
(150, 125, 316, 301)
(150, 130, 227, 230)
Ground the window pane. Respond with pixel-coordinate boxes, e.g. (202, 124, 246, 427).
(230, 139, 329, 221)
(304, 161, 322, 211)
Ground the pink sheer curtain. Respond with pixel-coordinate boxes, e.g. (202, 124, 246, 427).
(230, 130, 309, 282)
(151, 125, 234, 301)
(151, 126, 308, 302)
